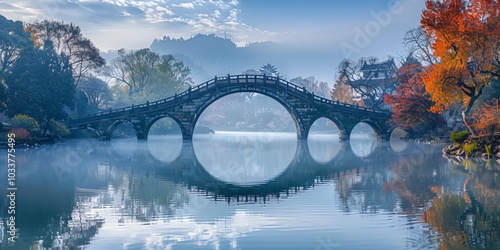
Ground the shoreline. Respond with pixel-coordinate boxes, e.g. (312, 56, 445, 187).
(442, 137, 500, 159)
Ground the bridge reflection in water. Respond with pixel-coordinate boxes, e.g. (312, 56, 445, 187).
(82, 133, 395, 204)
(3, 135, 500, 249)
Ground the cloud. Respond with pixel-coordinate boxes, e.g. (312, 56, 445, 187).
(173, 2, 195, 9)
(0, 0, 278, 50)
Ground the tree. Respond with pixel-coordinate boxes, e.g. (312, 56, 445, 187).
(5, 41, 75, 135)
(26, 20, 105, 86)
(331, 73, 356, 104)
(403, 27, 438, 66)
(78, 77, 112, 113)
(420, 0, 500, 135)
(290, 76, 330, 97)
(471, 98, 500, 137)
(337, 57, 399, 109)
(0, 14, 32, 111)
(259, 63, 279, 77)
(106, 48, 190, 105)
(241, 69, 260, 75)
(384, 58, 440, 134)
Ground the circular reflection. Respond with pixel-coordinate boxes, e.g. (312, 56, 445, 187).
(147, 135, 183, 163)
(350, 137, 378, 158)
(193, 132, 297, 186)
(308, 117, 340, 163)
(147, 117, 183, 163)
(350, 122, 377, 139)
(110, 138, 138, 159)
(390, 128, 409, 152)
(308, 134, 341, 163)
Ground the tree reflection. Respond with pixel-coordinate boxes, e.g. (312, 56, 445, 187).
(423, 159, 500, 249)
(117, 175, 190, 222)
(0, 145, 104, 249)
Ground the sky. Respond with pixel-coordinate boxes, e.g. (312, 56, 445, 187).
(0, 0, 427, 81)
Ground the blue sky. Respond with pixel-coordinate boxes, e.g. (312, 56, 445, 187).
(0, 0, 426, 81)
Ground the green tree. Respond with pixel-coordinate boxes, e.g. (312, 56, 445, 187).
(0, 14, 32, 111)
(106, 48, 190, 105)
(26, 20, 105, 86)
(259, 63, 280, 77)
(78, 76, 112, 113)
(5, 41, 75, 135)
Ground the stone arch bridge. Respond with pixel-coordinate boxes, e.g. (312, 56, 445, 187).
(67, 74, 393, 141)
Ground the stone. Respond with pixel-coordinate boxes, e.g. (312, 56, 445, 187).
(443, 144, 460, 154)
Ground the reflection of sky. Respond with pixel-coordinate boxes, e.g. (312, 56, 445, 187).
(147, 135, 183, 163)
(4, 138, 481, 249)
(86, 184, 430, 250)
(350, 136, 379, 158)
(193, 132, 297, 186)
(308, 133, 340, 163)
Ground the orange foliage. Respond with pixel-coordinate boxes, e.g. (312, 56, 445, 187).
(421, 0, 500, 115)
(384, 63, 440, 131)
(471, 98, 500, 136)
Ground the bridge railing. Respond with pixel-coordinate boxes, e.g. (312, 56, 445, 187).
(69, 74, 390, 123)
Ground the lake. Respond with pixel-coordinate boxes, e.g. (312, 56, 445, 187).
(1, 133, 499, 249)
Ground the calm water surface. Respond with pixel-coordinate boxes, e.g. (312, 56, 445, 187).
(1, 133, 499, 249)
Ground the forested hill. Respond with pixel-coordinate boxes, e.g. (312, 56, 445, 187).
(149, 34, 336, 84)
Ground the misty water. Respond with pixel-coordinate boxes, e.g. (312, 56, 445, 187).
(1, 132, 500, 250)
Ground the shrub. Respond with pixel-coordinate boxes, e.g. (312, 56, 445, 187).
(450, 131, 469, 144)
(10, 114, 39, 132)
(9, 128, 30, 140)
(463, 140, 478, 158)
(48, 120, 70, 137)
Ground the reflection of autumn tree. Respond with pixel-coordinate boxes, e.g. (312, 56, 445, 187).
(423, 193, 469, 250)
(424, 159, 500, 250)
(387, 145, 446, 213)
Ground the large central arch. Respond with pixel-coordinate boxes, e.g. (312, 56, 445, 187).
(190, 89, 304, 139)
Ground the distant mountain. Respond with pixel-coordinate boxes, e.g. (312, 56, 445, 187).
(150, 34, 337, 84)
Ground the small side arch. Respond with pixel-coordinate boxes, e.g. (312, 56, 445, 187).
(144, 114, 185, 139)
(358, 119, 392, 140)
(308, 116, 345, 140)
(103, 120, 139, 140)
(85, 127, 103, 139)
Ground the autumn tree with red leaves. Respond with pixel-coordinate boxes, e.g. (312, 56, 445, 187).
(384, 58, 440, 135)
(420, 0, 500, 135)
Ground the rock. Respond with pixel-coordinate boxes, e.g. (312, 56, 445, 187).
(449, 148, 465, 156)
(443, 144, 460, 154)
